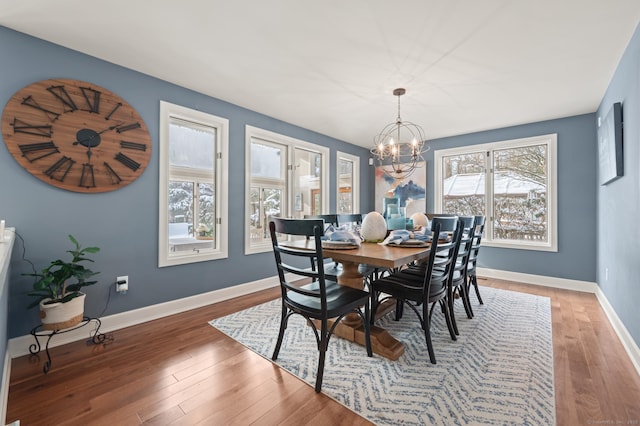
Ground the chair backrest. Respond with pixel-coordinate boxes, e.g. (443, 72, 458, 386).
(423, 216, 463, 298)
(337, 213, 363, 225)
(451, 216, 476, 281)
(303, 214, 339, 231)
(425, 213, 458, 220)
(468, 215, 485, 271)
(269, 218, 330, 310)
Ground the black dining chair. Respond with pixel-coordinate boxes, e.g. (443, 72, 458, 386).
(336, 213, 387, 285)
(465, 215, 486, 313)
(369, 216, 462, 364)
(446, 216, 476, 334)
(304, 214, 339, 230)
(269, 218, 372, 392)
(336, 213, 362, 225)
(303, 214, 340, 281)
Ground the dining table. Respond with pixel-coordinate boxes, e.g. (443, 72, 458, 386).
(285, 239, 432, 360)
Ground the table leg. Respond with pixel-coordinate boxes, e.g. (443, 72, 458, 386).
(332, 260, 404, 361)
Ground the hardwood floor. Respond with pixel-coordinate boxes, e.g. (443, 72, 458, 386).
(6, 278, 640, 425)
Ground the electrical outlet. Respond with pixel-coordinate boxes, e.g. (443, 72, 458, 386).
(605, 268, 609, 282)
(116, 275, 129, 293)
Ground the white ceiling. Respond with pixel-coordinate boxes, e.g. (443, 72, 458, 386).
(2, 1, 640, 148)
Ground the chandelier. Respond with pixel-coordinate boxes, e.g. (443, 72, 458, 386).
(370, 88, 428, 180)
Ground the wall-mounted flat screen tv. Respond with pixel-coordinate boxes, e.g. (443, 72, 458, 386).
(598, 102, 623, 185)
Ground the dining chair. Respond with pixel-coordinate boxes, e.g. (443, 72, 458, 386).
(336, 213, 387, 285)
(336, 213, 362, 225)
(446, 216, 476, 335)
(465, 215, 486, 313)
(425, 212, 458, 220)
(369, 216, 462, 364)
(303, 214, 340, 280)
(269, 218, 372, 392)
(303, 214, 339, 230)
(402, 216, 470, 335)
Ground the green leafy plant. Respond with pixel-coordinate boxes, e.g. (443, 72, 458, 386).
(25, 235, 100, 309)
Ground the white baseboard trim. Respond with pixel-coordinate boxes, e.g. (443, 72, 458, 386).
(8, 274, 281, 359)
(1, 349, 10, 426)
(477, 267, 598, 293)
(7, 268, 639, 380)
(477, 267, 640, 377)
(594, 287, 640, 377)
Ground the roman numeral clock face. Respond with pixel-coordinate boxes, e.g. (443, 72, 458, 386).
(1, 78, 151, 193)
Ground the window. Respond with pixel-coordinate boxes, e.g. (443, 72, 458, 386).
(245, 126, 329, 254)
(159, 101, 228, 267)
(336, 151, 360, 214)
(434, 134, 557, 251)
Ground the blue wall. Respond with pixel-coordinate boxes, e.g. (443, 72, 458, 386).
(0, 26, 373, 338)
(423, 114, 598, 282)
(2, 22, 636, 353)
(596, 23, 640, 345)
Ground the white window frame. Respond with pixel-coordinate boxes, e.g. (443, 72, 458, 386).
(434, 133, 557, 252)
(158, 101, 229, 267)
(336, 151, 360, 214)
(245, 126, 329, 255)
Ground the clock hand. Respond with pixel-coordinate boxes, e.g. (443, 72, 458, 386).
(96, 122, 122, 135)
(72, 122, 122, 145)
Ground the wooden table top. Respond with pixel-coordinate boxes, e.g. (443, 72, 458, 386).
(285, 239, 431, 269)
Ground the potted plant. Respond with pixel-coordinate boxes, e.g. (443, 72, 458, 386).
(25, 235, 100, 330)
(195, 223, 213, 240)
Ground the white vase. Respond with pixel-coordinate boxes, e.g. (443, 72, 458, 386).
(361, 211, 388, 242)
(410, 212, 429, 229)
(39, 292, 86, 331)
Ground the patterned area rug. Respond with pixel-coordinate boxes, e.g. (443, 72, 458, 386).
(209, 286, 555, 425)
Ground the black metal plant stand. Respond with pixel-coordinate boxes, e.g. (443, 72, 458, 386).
(29, 316, 106, 374)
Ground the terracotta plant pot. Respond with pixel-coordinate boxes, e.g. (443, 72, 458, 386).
(39, 292, 86, 331)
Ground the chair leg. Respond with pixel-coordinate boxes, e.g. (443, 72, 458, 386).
(370, 291, 378, 325)
(315, 319, 328, 393)
(363, 304, 373, 357)
(464, 278, 475, 317)
(271, 304, 288, 360)
(441, 299, 457, 341)
(471, 274, 484, 304)
(448, 289, 459, 336)
(423, 302, 436, 364)
(394, 299, 404, 321)
(459, 284, 474, 319)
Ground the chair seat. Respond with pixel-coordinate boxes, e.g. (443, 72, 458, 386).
(287, 282, 370, 319)
(370, 271, 447, 301)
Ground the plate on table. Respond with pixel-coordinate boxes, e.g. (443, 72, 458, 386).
(322, 241, 359, 250)
(393, 239, 429, 248)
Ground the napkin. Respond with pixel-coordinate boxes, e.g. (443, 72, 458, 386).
(417, 227, 450, 241)
(324, 225, 361, 246)
(380, 229, 411, 245)
(411, 227, 432, 242)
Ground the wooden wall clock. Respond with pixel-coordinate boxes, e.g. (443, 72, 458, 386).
(1, 78, 151, 193)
